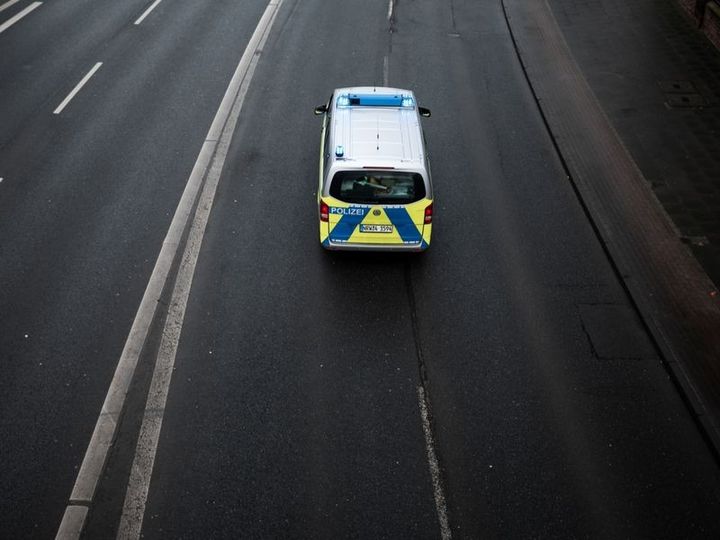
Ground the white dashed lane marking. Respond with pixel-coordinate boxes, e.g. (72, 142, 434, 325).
(0, 0, 23, 14)
(53, 62, 103, 115)
(0, 1, 42, 34)
(418, 386, 452, 540)
(134, 0, 162, 25)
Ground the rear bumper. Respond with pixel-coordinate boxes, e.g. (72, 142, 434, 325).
(322, 239, 429, 252)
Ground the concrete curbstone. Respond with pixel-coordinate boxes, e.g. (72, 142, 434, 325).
(676, 0, 720, 51)
(705, 1, 720, 50)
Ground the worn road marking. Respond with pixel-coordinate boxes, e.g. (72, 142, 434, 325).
(134, 0, 162, 25)
(383, 55, 389, 86)
(0, 1, 41, 34)
(418, 386, 451, 540)
(54, 1, 284, 539)
(53, 62, 102, 115)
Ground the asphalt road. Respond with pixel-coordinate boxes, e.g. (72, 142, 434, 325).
(1, 0, 719, 538)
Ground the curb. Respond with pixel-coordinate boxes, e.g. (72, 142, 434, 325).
(677, 0, 720, 51)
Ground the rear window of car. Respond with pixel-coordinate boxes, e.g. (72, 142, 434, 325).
(329, 170, 426, 205)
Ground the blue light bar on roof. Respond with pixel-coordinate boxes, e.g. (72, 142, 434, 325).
(337, 93, 415, 108)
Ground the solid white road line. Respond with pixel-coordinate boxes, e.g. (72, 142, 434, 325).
(387, 0, 394, 21)
(53, 62, 102, 115)
(418, 386, 452, 540)
(54, 1, 285, 539)
(134, 0, 162, 25)
(0, 1, 41, 33)
(117, 2, 283, 534)
(0, 0, 22, 14)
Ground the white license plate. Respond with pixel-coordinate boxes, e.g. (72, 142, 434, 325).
(360, 224, 393, 233)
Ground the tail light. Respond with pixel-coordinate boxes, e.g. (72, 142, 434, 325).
(424, 203, 433, 224)
(320, 201, 329, 222)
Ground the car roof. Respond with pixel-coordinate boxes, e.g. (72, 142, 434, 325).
(329, 87, 425, 167)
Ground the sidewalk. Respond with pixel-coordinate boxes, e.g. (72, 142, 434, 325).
(547, 0, 720, 287)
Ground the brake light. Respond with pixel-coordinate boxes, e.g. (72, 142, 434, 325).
(320, 201, 329, 222)
(424, 203, 433, 224)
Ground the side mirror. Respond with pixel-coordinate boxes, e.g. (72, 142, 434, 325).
(418, 107, 431, 118)
(314, 104, 328, 115)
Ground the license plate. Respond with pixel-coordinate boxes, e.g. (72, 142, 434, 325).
(360, 224, 393, 233)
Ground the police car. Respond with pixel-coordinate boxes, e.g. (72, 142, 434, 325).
(314, 87, 433, 251)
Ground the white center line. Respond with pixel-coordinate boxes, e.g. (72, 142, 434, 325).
(0, 0, 22, 14)
(134, 0, 162, 25)
(54, 1, 284, 539)
(387, 0, 394, 21)
(53, 62, 102, 115)
(0, 1, 41, 34)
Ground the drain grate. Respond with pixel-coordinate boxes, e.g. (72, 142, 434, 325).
(665, 94, 706, 108)
(659, 80, 697, 93)
(659, 80, 706, 108)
